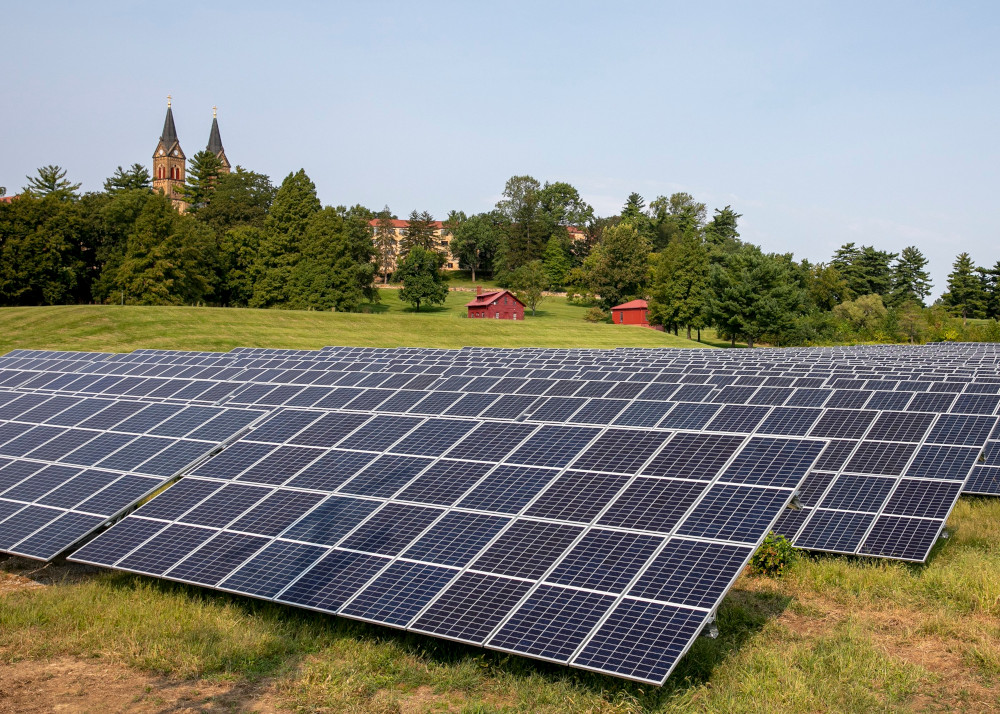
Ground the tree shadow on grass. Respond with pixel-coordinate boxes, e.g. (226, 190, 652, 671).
(398, 304, 452, 314)
(90, 571, 791, 709)
(358, 302, 391, 314)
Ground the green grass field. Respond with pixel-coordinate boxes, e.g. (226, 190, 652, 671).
(0, 291, 714, 354)
(2, 499, 998, 712)
(0, 302, 996, 711)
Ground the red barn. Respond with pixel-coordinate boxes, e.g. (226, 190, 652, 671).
(466, 288, 525, 320)
(611, 299, 651, 326)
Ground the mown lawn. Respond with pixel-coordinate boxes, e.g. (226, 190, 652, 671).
(1, 498, 998, 712)
(0, 291, 712, 354)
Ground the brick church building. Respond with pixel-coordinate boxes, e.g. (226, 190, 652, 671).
(153, 97, 231, 211)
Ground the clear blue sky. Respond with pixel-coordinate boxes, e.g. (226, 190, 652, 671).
(3, 1, 998, 295)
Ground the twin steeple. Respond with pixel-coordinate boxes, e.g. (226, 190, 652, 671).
(151, 97, 231, 211)
(206, 106, 231, 172)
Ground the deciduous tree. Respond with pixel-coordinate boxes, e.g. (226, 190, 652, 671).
(509, 260, 547, 316)
(111, 192, 217, 305)
(450, 212, 500, 282)
(196, 168, 275, 234)
(833, 294, 888, 334)
(649, 192, 706, 250)
(575, 222, 651, 309)
(397, 246, 448, 311)
(807, 263, 852, 311)
(541, 234, 572, 291)
(373, 206, 398, 283)
(0, 194, 88, 304)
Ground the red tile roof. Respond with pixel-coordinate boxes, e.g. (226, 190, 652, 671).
(368, 218, 444, 229)
(612, 299, 648, 310)
(0, 196, 14, 204)
(465, 289, 523, 308)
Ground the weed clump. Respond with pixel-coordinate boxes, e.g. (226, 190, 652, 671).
(749, 532, 798, 577)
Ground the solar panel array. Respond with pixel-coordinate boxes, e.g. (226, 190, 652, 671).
(0, 385, 266, 560)
(0, 342, 997, 684)
(72, 406, 822, 683)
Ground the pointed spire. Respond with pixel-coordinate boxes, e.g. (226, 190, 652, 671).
(160, 95, 178, 147)
(207, 106, 224, 155)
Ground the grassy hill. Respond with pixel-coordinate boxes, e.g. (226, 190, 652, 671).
(0, 290, 717, 354)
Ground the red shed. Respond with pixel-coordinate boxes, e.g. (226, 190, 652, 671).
(466, 288, 525, 320)
(611, 299, 650, 326)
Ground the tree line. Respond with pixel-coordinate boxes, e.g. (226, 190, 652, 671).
(1, 161, 997, 345)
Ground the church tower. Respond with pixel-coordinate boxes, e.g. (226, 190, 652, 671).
(207, 106, 231, 174)
(152, 95, 186, 211)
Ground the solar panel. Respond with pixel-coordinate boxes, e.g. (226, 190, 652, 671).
(0, 390, 265, 561)
(71, 400, 823, 685)
(0, 341, 997, 684)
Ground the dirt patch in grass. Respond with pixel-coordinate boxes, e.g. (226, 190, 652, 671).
(773, 590, 1000, 712)
(0, 556, 100, 595)
(0, 656, 280, 714)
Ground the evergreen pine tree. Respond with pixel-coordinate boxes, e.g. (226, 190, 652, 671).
(249, 169, 321, 308)
(706, 246, 803, 347)
(831, 243, 896, 298)
(104, 164, 151, 194)
(620, 192, 646, 222)
(704, 206, 742, 261)
(941, 252, 987, 323)
(890, 246, 932, 306)
(180, 150, 223, 212)
(23, 165, 80, 200)
(400, 210, 437, 255)
(291, 207, 379, 311)
(979, 260, 1000, 319)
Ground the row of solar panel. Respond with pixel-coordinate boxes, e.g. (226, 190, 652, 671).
(0, 390, 265, 560)
(71, 405, 825, 683)
(1, 349, 995, 563)
(1, 347, 996, 564)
